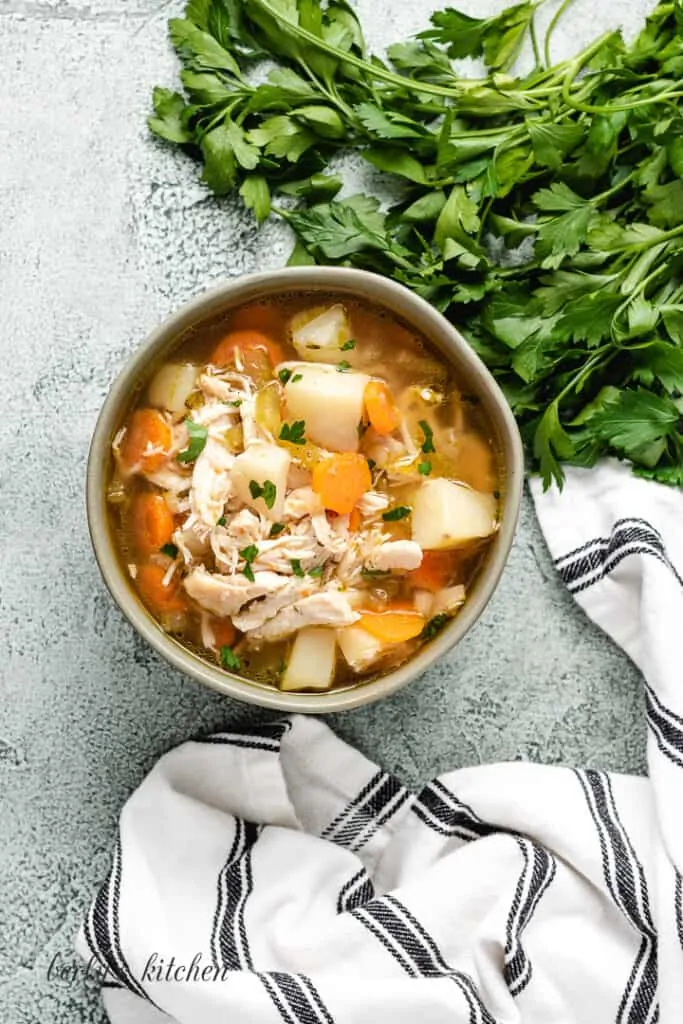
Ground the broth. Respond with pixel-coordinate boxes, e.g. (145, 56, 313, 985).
(107, 292, 502, 692)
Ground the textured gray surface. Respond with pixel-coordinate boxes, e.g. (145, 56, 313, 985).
(0, 0, 650, 1020)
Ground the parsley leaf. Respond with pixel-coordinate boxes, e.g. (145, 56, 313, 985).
(421, 613, 450, 640)
(337, 360, 351, 372)
(177, 420, 208, 463)
(291, 373, 303, 383)
(220, 645, 242, 672)
(382, 505, 411, 521)
(248, 480, 277, 509)
(279, 420, 306, 445)
(278, 368, 293, 384)
(160, 543, 179, 558)
(290, 559, 305, 577)
(341, 338, 356, 350)
(418, 460, 432, 476)
(418, 420, 435, 453)
(308, 565, 324, 578)
(269, 522, 286, 537)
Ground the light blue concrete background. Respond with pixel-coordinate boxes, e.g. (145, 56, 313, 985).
(0, 0, 651, 1020)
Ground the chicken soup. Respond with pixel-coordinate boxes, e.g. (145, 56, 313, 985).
(107, 294, 501, 692)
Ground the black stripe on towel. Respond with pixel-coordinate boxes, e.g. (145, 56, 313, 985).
(259, 973, 335, 1024)
(412, 780, 496, 841)
(353, 895, 496, 1024)
(337, 867, 375, 914)
(504, 838, 556, 997)
(644, 682, 683, 770)
(555, 518, 682, 595)
(575, 770, 658, 1024)
(675, 875, 683, 953)
(84, 837, 152, 1003)
(212, 819, 260, 971)
(200, 718, 293, 751)
(321, 770, 409, 852)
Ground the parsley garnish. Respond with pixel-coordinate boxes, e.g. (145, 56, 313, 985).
(228, 399, 242, 408)
(308, 565, 324, 578)
(418, 460, 432, 476)
(418, 420, 435, 454)
(290, 558, 305, 577)
(291, 373, 303, 383)
(367, 459, 376, 471)
(341, 338, 356, 350)
(382, 505, 411, 521)
(217, 516, 227, 526)
(361, 567, 391, 579)
(239, 544, 258, 581)
(160, 543, 179, 558)
(176, 420, 208, 464)
(278, 368, 292, 384)
(337, 360, 351, 372)
(269, 522, 286, 537)
(220, 645, 242, 671)
(279, 420, 306, 445)
(421, 613, 449, 641)
(248, 480, 277, 509)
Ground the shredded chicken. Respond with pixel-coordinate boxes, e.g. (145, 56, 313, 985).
(190, 438, 235, 528)
(356, 490, 390, 519)
(283, 486, 322, 520)
(226, 509, 267, 546)
(247, 589, 359, 643)
(232, 577, 317, 632)
(367, 540, 423, 572)
(310, 511, 347, 557)
(184, 566, 291, 618)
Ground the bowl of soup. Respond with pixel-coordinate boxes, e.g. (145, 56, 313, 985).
(87, 267, 523, 711)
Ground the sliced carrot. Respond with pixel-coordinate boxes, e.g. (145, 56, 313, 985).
(130, 492, 174, 556)
(348, 506, 362, 532)
(119, 408, 172, 474)
(229, 303, 284, 337)
(211, 329, 285, 370)
(364, 380, 400, 435)
(358, 609, 425, 644)
(312, 453, 372, 515)
(409, 549, 461, 593)
(136, 562, 187, 615)
(210, 617, 237, 650)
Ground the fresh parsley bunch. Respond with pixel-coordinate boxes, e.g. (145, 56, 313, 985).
(150, 0, 683, 487)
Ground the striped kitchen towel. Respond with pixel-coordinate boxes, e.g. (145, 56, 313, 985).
(77, 459, 683, 1023)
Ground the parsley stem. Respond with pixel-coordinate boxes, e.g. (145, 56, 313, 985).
(543, 0, 576, 68)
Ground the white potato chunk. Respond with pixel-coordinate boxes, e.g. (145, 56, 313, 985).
(412, 478, 497, 550)
(282, 362, 370, 453)
(148, 363, 199, 415)
(281, 627, 337, 691)
(231, 443, 290, 520)
(430, 584, 466, 618)
(290, 305, 351, 362)
(337, 625, 383, 673)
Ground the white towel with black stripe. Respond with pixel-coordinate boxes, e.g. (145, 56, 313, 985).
(77, 459, 683, 1024)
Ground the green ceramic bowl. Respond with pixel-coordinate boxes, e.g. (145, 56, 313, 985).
(87, 267, 524, 711)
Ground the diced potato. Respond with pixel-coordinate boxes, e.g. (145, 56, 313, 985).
(281, 627, 337, 691)
(412, 478, 497, 550)
(148, 364, 199, 415)
(430, 584, 466, 617)
(231, 443, 290, 520)
(337, 625, 383, 672)
(282, 363, 370, 453)
(290, 305, 352, 363)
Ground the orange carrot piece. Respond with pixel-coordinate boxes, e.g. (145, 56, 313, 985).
(364, 380, 400, 436)
(358, 609, 425, 644)
(130, 492, 174, 556)
(136, 562, 186, 615)
(211, 329, 284, 369)
(210, 617, 237, 650)
(229, 303, 284, 337)
(409, 550, 461, 593)
(312, 453, 372, 515)
(349, 506, 362, 532)
(119, 409, 172, 474)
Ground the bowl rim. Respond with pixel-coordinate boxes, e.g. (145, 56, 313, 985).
(86, 266, 524, 712)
